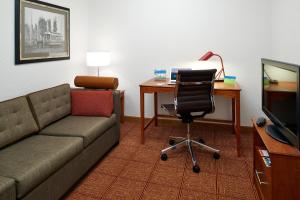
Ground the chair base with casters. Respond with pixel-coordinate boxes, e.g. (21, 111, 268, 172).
(160, 104, 221, 173)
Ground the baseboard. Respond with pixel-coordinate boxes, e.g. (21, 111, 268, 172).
(123, 116, 141, 123)
(124, 116, 253, 134)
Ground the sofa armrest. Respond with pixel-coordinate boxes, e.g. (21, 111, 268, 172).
(0, 176, 16, 200)
(112, 90, 121, 125)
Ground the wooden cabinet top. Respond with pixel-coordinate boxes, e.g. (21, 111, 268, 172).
(252, 118, 300, 157)
(140, 78, 241, 91)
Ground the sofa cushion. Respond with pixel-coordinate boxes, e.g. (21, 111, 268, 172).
(0, 97, 38, 149)
(71, 90, 114, 117)
(0, 176, 16, 200)
(0, 135, 83, 198)
(27, 84, 71, 129)
(40, 114, 116, 147)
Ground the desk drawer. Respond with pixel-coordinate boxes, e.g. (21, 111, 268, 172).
(254, 148, 272, 200)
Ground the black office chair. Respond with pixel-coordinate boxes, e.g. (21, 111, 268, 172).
(160, 69, 220, 173)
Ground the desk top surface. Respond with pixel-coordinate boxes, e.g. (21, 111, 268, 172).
(264, 82, 296, 93)
(140, 78, 241, 91)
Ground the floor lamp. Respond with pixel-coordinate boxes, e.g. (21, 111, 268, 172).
(86, 51, 111, 76)
(199, 51, 225, 82)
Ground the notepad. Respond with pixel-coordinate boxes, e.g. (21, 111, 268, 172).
(259, 149, 269, 157)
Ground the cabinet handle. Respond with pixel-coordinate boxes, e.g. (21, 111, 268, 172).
(255, 170, 268, 185)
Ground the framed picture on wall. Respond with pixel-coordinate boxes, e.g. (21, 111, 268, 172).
(15, 0, 70, 64)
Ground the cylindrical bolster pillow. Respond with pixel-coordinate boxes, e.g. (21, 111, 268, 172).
(74, 76, 119, 89)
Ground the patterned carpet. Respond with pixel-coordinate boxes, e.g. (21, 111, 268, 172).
(64, 120, 258, 200)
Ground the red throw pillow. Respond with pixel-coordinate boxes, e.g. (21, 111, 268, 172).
(71, 90, 113, 117)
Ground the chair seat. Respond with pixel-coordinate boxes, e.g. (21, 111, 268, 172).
(0, 135, 83, 198)
(40, 114, 116, 147)
(162, 104, 207, 120)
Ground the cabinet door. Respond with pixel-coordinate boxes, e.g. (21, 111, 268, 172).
(271, 155, 300, 200)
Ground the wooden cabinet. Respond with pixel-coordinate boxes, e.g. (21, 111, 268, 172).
(252, 119, 300, 200)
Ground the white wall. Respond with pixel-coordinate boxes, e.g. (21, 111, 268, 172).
(0, 0, 89, 101)
(5, 0, 294, 127)
(270, 0, 300, 64)
(87, 0, 271, 126)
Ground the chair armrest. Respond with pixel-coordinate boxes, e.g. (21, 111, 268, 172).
(161, 104, 176, 116)
(0, 176, 16, 200)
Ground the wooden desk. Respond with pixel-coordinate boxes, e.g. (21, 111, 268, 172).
(140, 78, 242, 156)
(120, 90, 125, 123)
(264, 81, 296, 93)
(264, 82, 296, 111)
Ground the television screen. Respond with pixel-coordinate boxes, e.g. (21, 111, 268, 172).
(263, 64, 297, 135)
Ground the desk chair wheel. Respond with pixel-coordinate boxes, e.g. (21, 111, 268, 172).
(213, 152, 220, 160)
(169, 139, 176, 146)
(192, 165, 200, 173)
(161, 153, 168, 161)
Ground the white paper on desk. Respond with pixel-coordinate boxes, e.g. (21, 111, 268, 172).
(260, 150, 269, 157)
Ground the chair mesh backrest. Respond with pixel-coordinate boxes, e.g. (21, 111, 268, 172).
(175, 69, 217, 115)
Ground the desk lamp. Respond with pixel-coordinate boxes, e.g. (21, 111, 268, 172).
(199, 51, 225, 82)
(86, 51, 111, 76)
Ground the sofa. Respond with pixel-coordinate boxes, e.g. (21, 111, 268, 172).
(0, 84, 120, 200)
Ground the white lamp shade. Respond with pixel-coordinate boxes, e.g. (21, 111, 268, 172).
(86, 52, 111, 67)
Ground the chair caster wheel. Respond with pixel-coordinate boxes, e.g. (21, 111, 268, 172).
(198, 138, 205, 144)
(169, 139, 175, 146)
(192, 165, 200, 173)
(161, 153, 168, 161)
(213, 152, 220, 160)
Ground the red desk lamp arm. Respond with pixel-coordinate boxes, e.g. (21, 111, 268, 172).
(213, 54, 225, 79)
(199, 51, 226, 80)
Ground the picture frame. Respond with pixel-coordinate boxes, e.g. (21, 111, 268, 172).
(15, 0, 70, 64)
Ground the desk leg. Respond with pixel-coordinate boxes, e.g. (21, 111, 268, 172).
(235, 92, 241, 157)
(154, 92, 158, 126)
(121, 94, 125, 123)
(232, 98, 235, 134)
(140, 88, 145, 144)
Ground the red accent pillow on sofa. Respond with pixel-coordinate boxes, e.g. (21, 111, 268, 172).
(71, 90, 113, 117)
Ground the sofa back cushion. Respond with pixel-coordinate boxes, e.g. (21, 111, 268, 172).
(0, 97, 38, 149)
(27, 84, 71, 129)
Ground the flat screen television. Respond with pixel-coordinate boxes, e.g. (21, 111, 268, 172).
(262, 58, 300, 150)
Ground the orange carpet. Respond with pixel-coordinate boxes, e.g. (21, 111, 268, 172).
(64, 121, 258, 200)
